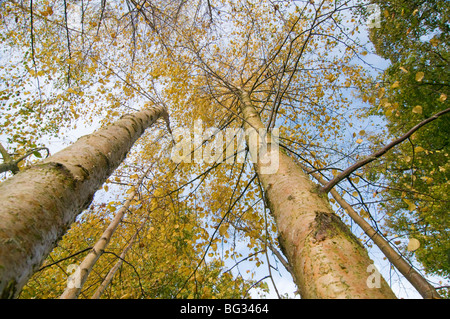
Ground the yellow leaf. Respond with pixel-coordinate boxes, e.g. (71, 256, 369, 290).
(130, 174, 139, 179)
(326, 74, 337, 82)
(67, 88, 77, 94)
(415, 72, 424, 82)
(219, 224, 229, 236)
(415, 146, 424, 153)
(359, 130, 366, 136)
(391, 81, 400, 89)
(359, 209, 369, 219)
(420, 176, 433, 184)
(39, 6, 53, 17)
(103, 185, 109, 192)
(430, 37, 439, 47)
(439, 93, 447, 102)
(412, 105, 423, 114)
(407, 238, 420, 252)
(403, 199, 416, 211)
(355, 138, 363, 144)
(399, 66, 409, 73)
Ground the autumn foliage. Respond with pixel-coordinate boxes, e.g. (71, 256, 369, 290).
(0, 0, 448, 299)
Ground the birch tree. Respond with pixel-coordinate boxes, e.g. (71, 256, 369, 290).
(0, 105, 168, 298)
(1, 0, 446, 299)
(238, 89, 395, 298)
(59, 167, 151, 299)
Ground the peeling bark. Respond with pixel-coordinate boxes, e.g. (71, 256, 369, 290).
(0, 106, 167, 298)
(238, 89, 396, 299)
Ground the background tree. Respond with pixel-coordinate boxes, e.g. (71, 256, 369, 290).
(0, 105, 168, 298)
(356, 0, 449, 294)
(21, 165, 259, 299)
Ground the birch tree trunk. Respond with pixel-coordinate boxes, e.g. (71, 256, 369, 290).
(60, 168, 149, 299)
(324, 182, 439, 298)
(289, 157, 440, 298)
(0, 105, 168, 298)
(90, 217, 148, 299)
(238, 89, 396, 299)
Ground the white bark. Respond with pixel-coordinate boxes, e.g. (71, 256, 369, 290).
(0, 106, 167, 298)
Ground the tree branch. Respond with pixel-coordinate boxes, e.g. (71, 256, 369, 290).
(0, 146, 50, 175)
(296, 159, 441, 299)
(37, 247, 93, 272)
(321, 107, 450, 193)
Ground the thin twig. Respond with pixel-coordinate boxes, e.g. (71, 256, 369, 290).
(37, 247, 93, 272)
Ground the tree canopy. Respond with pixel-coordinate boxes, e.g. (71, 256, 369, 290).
(0, 0, 448, 299)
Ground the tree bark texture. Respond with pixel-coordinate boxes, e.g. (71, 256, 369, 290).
(0, 106, 167, 298)
(238, 89, 396, 299)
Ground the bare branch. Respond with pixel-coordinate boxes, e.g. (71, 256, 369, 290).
(0, 145, 49, 175)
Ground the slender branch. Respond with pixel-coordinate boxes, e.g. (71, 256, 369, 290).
(267, 241, 294, 279)
(101, 251, 146, 298)
(0, 143, 12, 162)
(243, 275, 270, 298)
(301, 161, 441, 299)
(63, 0, 72, 85)
(13, 147, 50, 164)
(174, 173, 257, 297)
(0, 146, 50, 175)
(90, 215, 150, 299)
(321, 107, 450, 193)
(29, 0, 43, 100)
(37, 247, 93, 272)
